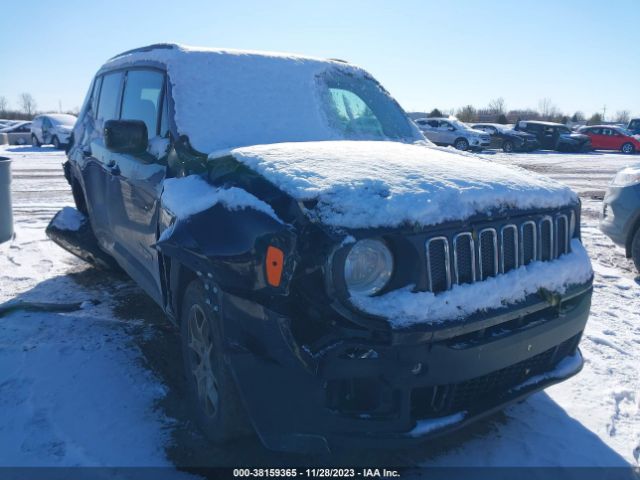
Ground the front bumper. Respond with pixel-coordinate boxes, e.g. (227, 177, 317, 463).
(218, 282, 592, 453)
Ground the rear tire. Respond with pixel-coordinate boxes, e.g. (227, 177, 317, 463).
(631, 228, 640, 273)
(180, 279, 251, 443)
(621, 142, 635, 154)
(454, 138, 469, 151)
(502, 141, 514, 153)
(31, 135, 40, 147)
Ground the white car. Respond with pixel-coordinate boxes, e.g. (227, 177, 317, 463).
(415, 117, 491, 151)
(0, 121, 32, 145)
(31, 114, 77, 149)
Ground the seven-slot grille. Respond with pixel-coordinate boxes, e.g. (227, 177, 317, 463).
(425, 213, 573, 293)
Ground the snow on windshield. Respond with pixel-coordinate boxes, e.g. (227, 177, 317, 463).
(103, 45, 422, 153)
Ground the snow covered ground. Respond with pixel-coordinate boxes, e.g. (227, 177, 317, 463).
(0, 145, 638, 472)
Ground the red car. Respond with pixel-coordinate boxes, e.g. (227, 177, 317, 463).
(578, 125, 640, 154)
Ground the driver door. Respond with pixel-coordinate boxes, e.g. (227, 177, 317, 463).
(439, 120, 456, 144)
(106, 68, 168, 303)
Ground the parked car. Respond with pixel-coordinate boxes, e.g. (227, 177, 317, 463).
(54, 44, 592, 453)
(515, 121, 592, 152)
(415, 117, 491, 151)
(31, 114, 76, 149)
(0, 121, 32, 145)
(600, 164, 640, 271)
(628, 118, 640, 135)
(578, 125, 640, 154)
(471, 123, 539, 152)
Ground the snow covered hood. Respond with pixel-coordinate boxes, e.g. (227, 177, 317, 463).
(217, 141, 578, 229)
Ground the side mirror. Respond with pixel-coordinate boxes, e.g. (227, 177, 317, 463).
(104, 120, 148, 154)
(448, 126, 455, 132)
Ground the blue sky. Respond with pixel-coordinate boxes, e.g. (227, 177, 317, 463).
(1, 0, 638, 118)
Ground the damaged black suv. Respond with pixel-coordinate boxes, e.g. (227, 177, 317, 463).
(52, 44, 593, 453)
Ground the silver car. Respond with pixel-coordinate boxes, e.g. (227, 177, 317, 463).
(31, 114, 76, 149)
(415, 117, 491, 151)
(0, 121, 32, 145)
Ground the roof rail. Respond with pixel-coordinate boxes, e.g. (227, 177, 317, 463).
(109, 43, 178, 61)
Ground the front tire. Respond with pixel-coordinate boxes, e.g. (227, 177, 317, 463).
(502, 141, 514, 153)
(621, 142, 635, 154)
(31, 135, 40, 147)
(631, 228, 640, 273)
(180, 279, 250, 443)
(454, 138, 469, 151)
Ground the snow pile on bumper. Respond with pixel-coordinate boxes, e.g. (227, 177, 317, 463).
(353, 239, 593, 328)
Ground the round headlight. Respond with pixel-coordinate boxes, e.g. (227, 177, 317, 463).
(344, 239, 393, 296)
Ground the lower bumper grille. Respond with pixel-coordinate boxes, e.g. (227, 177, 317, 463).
(411, 333, 581, 419)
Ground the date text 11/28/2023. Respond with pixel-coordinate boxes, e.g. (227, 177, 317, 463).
(232, 469, 401, 478)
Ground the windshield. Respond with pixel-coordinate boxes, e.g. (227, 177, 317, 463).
(320, 69, 420, 142)
(449, 119, 473, 131)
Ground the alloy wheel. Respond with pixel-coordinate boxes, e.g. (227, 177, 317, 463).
(455, 139, 469, 151)
(187, 304, 219, 419)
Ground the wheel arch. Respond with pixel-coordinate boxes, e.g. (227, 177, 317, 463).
(625, 211, 640, 258)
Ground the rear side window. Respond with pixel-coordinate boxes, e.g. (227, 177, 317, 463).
(96, 72, 123, 125)
(121, 69, 164, 139)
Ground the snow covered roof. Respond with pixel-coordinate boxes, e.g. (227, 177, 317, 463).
(221, 141, 578, 229)
(103, 44, 416, 153)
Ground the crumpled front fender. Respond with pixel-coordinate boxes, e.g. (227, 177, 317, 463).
(156, 203, 298, 296)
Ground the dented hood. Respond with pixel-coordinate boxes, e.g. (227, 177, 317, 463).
(209, 140, 577, 230)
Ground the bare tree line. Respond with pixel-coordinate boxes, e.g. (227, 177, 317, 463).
(0, 93, 79, 120)
(418, 97, 633, 126)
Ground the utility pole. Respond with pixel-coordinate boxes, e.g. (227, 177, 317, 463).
(58, 100, 62, 113)
(602, 105, 606, 122)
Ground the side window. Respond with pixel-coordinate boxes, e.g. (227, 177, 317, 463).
(121, 69, 165, 139)
(590, 128, 601, 135)
(96, 71, 123, 125)
(427, 120, 438, 128)
(91, 76, 103, 115)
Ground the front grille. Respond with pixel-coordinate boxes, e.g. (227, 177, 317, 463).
(411, 334, 581, 419)
(425, 212, 574, 293)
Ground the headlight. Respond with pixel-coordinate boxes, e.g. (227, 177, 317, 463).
(344, 239, 393, 296)
(611, 167, 640, 187)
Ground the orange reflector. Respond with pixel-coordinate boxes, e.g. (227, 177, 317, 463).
(266, 246, 284, 287)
